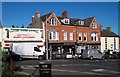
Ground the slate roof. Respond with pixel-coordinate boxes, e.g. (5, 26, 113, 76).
(40, 12, 53, 22)
(101, 29, 119, 37)
(28, 11, 95, 27)
(83, 17, 94, 26)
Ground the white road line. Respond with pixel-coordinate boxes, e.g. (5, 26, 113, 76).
(92, 69, 120, 74)
(52, 69, 105, 75)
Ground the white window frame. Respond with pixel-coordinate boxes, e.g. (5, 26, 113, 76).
(79, 20, 84, 25)
(49, 30, 59, 40)
(64, 19, 69, 24)
(64, 32, 67, 40)
(70, 32, 73, 40)
(84, 33, 87, 41)
(79, 32, 82, 41)
(92, 21, 97, 28)
(50, 17, 56, 26)
(91, 32, 98, 41)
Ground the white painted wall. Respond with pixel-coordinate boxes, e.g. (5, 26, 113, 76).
(101, 37, 119, 53)
(0, 28, 2, 43)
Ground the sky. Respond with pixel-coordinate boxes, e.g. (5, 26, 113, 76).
(1, 2, 119, 35)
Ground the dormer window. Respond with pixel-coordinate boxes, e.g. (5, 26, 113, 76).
(79, 20, 84, 25)
(92, 21, 97, 28)
(50, 17, 56, 26)
(64, 19, 69, 24)
(61, 19, 69, 24)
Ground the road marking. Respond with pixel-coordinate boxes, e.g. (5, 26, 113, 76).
(92, 69, 120, 74)
(92, 69, 105, 72)
(52, 69, 106, 75)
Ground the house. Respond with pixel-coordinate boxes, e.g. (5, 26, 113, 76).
(101, 27, 119, 54)
(28, 11, 102, 59)
(1, 28, 45, 53)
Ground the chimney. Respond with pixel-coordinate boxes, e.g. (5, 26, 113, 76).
(32, 15, 35, 24)
(62, 11, 68, 18)
(100, 25, 103, 31)
(36, 11, 40, 18)
(0, 21, 2, 28)
(106, 27, 112, 31)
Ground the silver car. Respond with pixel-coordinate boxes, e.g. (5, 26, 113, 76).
(82, 49, 104, 60)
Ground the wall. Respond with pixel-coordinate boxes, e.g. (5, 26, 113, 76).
(101, 37, 119, 53)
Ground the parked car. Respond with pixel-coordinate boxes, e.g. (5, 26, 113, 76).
(81, 49, 104, 60)
(66, 53, 73, 59)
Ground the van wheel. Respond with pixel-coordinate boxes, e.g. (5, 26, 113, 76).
(90, 56, 93, 60)
(38, 56, 43, 60)
(19, 57, 22, 61)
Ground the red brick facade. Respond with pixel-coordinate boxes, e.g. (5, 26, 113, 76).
(28, 11, 102, 59)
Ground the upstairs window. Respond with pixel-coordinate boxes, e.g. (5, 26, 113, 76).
(50, 17, 56, 26)
(49, 30, 59, 40)
(65, 19, 69, 24)
(63, 32, 67, 40)
(79, 20, 84, 25)
(79, 32, 82, 41)
(70, 32, 73, 40)
(92, 21, 97, 28)
(84, 33, 87, 41)
(91, 32, 98, 41)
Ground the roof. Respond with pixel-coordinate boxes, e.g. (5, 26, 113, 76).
(57, 16, 89, 26)
(101, 29, 119, 37)
(84, 17, 94, 26)
(40, 12, 53, 22)
(28, 11, 96, 28)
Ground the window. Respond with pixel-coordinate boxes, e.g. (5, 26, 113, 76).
(84, 33, 87, 41)
(50, 17, 56, 25)
(49, 30, 59, 40)
(91, 32, 98, 41)
(70, 32, 73, 40)
(63, 32, 67, 40)
(92, 21, 97, 28)
(79, 20, 84, 25)
(5, 29, 9, 38)
(79, 33, 82, 41)
(105, 38, 107, 49)
(114, 38, 116, 50)
(64, 19, 69, 24)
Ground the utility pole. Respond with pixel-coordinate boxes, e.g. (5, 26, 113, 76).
(46, 17, 48, 60)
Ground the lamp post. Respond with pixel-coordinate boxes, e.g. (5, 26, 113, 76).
(46, 17, 48, 60)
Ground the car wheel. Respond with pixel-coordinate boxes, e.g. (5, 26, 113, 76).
(90, 56, 93, 60)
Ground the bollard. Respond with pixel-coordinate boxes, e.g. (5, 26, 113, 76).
(39, 62, 51, 77)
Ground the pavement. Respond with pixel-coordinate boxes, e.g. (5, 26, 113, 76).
(15, 59, 120, 77)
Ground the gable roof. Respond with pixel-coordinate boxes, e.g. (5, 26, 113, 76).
(84, 17, 94, 26)
(101, 29, 119, 37)
(40, 12, 53, 22)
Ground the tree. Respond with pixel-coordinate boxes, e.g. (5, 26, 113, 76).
(21, 24, 24, 28)
(12, 25, 15, 28)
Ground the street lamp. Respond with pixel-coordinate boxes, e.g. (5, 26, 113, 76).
(46, 17, 48, 60)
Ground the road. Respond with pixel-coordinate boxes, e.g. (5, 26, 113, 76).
(16, 59, 120, 77)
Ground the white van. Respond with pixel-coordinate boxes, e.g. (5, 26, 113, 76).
(82, 49, 104, 60)
(10, 43, 44, 60)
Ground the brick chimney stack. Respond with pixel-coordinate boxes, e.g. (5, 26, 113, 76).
(106, 27, 112, 31)
(62, 11, 68, 18)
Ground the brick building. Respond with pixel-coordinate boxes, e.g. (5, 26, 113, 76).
(28, 11, 102, 59)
